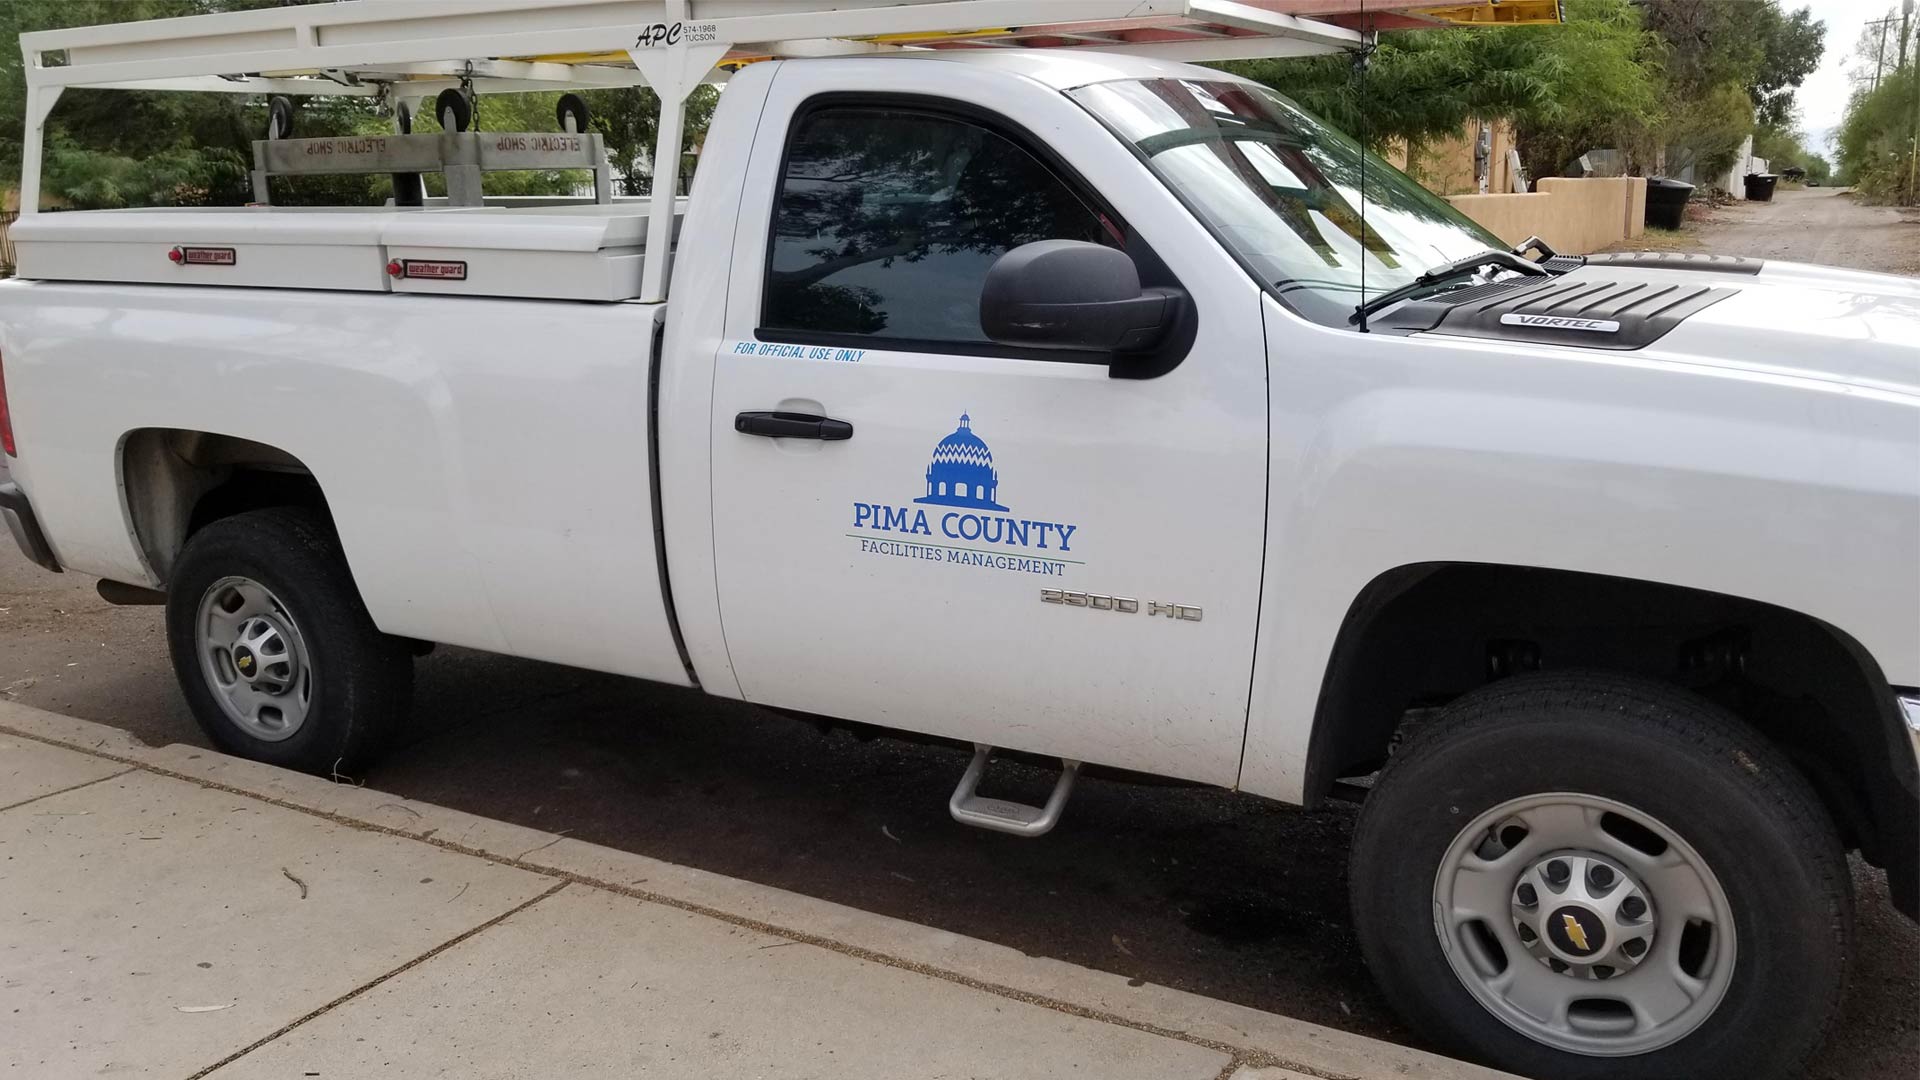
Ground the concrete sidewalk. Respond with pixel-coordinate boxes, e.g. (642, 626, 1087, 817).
(0, 700, 1514, 1079)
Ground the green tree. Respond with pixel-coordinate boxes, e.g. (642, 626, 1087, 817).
(1505, 0, 1663, 180)
(0, 0, 716, 207)
(0, 0, 360, 207)
(1640, 1, 1824, 181)
(1217, 0, 1658, 180)
(1749, 5, 1826, 128)
(1838, 63, 1918, 204)
(1218, 20, 1559, 153)
(582, 84, 720, 195)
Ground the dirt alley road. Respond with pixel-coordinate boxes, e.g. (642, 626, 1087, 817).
(1679, 185, 1919, 274)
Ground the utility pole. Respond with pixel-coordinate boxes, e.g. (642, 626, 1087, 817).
(1870, 15, 1895, 91)
(1902, 1, 1914, 71)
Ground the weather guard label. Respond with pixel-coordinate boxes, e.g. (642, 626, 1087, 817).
(400, 259, 467, 281)
(177, 247, 236, 266)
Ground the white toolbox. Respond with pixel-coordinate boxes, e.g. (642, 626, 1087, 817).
(12, 203, 676, 302)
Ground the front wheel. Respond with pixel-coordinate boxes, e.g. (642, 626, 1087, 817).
(1350, 673, 1851, 1080)
(166, 508, 412, 776)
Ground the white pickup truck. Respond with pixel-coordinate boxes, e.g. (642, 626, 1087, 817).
(1, 3, 1915, 1079)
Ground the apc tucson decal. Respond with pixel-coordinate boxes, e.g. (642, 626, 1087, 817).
(848, 414, 1082, 577)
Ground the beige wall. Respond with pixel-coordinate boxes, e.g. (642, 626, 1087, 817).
(1445, 177, 1647, 255)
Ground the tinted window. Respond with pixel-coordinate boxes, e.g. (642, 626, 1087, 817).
(763, 107, 1110, 343)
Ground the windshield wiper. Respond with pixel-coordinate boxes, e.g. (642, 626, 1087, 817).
(1349, 249, 1550, 327)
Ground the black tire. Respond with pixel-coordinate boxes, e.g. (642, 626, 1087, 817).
(267, 95, 295, 140)
(391, 99, 424, 208)
(436, 88, 471, 133)
(166, 508, 412, 776)
(1350, 672, 1851, 1080)
(555, 93, 589, 134)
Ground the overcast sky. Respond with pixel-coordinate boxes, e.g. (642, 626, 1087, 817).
(1797, 0, 1911, 153)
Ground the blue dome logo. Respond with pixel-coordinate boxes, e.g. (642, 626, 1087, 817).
(914, 413, 1008, 511)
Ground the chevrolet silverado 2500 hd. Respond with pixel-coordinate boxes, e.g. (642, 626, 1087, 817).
(1, 4, 1915, 1079)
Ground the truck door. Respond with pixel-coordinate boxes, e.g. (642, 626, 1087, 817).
(706, 64, 1270, 784)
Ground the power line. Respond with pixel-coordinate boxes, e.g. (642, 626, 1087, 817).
(1869, 15, 1895, 92)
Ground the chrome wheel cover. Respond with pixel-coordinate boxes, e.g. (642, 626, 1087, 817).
(195, 576, 313, 742)
(1432, 793, 1737, 1057)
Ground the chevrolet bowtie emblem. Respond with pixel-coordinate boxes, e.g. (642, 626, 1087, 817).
(1561, 912, 1590, 953)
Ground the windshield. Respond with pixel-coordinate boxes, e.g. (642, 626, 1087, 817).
(1069, 77, 1505, 327)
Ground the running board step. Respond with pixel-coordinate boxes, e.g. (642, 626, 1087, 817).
(948, 744, 1080, 837)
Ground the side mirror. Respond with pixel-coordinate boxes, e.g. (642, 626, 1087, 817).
(980, 240, 1185, 354)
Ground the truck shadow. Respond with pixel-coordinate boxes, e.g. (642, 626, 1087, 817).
(17, 616, 1914, 1076)
(375, 646, 1917, 1079)
(379, 645, 1399, 1041)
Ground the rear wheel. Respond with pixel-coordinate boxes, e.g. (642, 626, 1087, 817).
(166, 508, 411, 776)
(1350, 672, 1851, 1080)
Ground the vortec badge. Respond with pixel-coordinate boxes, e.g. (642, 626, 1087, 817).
(1499, 313, 1621, 333)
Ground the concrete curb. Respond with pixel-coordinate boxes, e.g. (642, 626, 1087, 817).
(0, 699, 1516, 1080)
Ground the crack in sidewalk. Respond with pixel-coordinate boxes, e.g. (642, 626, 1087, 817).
(183, 881, 572, 1079)
(0, 765, 136, 815)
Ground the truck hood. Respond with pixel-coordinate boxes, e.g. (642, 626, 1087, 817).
(1644, 259, 1920, 397)
(1389, 254, 1919, 396)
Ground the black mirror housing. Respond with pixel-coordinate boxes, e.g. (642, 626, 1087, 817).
(980, 240, 1185, 354)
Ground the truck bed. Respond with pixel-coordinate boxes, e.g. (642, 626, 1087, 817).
(0, 277, 687, 685)
(12, 202, 683, 302)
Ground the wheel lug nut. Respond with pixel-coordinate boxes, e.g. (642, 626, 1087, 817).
(1545, 860, 1570, 885)
(1589, 864, 1615, 889)
(1622, 938, 1647, 958)
(1593, 964, 1615, 980)
(1620, 895, 1648, 921)
(1516, 883, 1538, 906)
(1548, 958, 1569, 974)
(1517, 923, 1537, 943)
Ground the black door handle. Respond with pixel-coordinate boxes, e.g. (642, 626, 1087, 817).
(734, 411, 853, 440)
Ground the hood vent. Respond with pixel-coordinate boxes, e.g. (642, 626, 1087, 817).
(1539, 252, 1763, 274)
(1382, 277, 1737, 350)
(1580, 251, 1763, 274)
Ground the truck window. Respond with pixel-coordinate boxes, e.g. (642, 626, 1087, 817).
(762, 105, 1110, 346)
(1069, 77, 1503, 329)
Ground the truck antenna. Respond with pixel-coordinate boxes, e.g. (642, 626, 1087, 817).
(1353, 8, 1376, 334)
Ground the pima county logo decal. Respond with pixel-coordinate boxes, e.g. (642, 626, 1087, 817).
(849, 414, 1083, 577)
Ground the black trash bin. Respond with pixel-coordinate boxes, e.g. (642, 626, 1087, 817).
(1743, 173, 1778, 202)
(1644, 177, 1693, 230)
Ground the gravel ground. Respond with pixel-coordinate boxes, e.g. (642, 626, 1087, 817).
(1, 192, 1915, 1078)
(1622, 185, 1920, 274)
